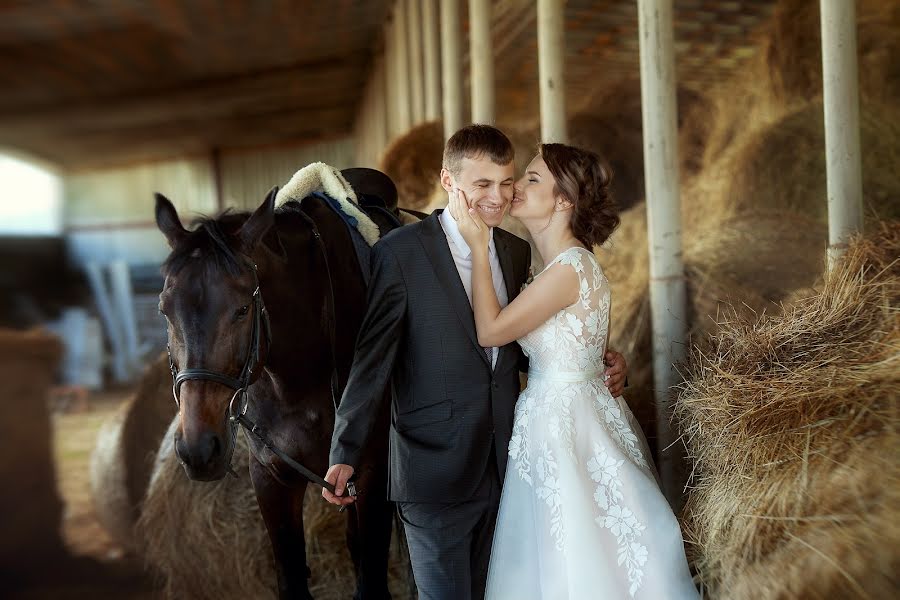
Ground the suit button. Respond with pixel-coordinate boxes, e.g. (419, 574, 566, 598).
(492, 381, 499, 390)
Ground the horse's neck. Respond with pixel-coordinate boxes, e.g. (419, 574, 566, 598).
(256, 205, 366, 393)
(255, 226, 330, 380)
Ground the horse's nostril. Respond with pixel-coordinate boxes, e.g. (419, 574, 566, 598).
(174, 434, 188, 463)
(209, 434, 222, 461)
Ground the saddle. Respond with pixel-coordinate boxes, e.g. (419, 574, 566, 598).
(274, 163, 423, 286)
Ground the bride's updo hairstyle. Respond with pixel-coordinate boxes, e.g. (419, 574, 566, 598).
(540, 143, 620, 248)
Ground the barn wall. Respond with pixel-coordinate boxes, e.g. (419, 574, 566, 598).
(64, 157, 216, 267)
(63, 136, 355, 267)
(220, 136, 355, 210)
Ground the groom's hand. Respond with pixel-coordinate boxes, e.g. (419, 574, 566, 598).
(322, 464, 357, 506)
(604, 350, 627, 397)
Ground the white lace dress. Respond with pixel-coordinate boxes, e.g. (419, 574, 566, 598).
(485, 247, 698, 600)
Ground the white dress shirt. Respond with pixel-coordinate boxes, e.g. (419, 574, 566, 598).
(439, 209, 509, 368)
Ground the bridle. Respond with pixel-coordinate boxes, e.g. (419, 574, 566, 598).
(166, 259, 272, 434)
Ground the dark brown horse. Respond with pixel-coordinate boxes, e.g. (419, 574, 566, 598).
(155, 188, 393, 599)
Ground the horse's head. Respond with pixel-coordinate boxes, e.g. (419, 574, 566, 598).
(155, 191, 276, 480)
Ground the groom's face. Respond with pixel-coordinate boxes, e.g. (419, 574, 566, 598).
(442, 154, 515, 228)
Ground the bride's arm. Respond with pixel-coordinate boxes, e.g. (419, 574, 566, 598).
(471, 247, 578, 347)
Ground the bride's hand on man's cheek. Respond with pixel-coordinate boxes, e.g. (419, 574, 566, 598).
(451, 187, 487, 246)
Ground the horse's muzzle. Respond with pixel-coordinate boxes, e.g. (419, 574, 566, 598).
(174, 428, 234, 481)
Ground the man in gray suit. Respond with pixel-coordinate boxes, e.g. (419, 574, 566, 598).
(324, 125, 627, 599)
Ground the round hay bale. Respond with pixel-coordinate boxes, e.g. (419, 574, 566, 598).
(136, 418, 413, 599)
(675, 222, 900, 599)
(89, 353, 175, 551)
(0, 329, 66, 582)
(379, 120, 445, 210)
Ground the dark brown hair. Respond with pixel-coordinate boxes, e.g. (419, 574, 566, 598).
(443, 124, 514, 175)
(540, 143, 620, 248)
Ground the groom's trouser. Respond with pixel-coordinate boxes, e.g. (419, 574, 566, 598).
(397, 455, 501, 600)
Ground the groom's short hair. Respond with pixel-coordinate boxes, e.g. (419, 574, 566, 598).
(443, 124, 514, 176)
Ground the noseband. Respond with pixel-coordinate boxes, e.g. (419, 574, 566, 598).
(166, 260, 272, 420)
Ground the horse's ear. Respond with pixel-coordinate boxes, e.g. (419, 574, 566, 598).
(240, 187, 277, 252)
(155, 193, 188, 248)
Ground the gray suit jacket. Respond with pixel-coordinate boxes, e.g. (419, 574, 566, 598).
(330, 210, 532, 503)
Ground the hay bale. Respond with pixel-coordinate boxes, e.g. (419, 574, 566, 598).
(89, 353, 175, 551)
(0, 329, 66, 582)
(700, 0, 900, 164)
(379, 120, 445, 210)
(603, 99, 900, 449)
(136, 417, 413, 599)
(675, 222, 900, 599)
(507, 79, 713, 213)
(764, 0, 900, 110)
(136, 418, 277, 599)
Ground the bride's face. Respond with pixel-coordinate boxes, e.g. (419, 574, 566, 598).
(510, 155, 558, 221)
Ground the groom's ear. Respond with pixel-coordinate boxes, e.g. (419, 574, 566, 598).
(440, 168, 455, 193)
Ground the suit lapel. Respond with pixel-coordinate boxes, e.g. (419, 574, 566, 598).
(417, 211, 490, 367)
(492, 230, 520, 372)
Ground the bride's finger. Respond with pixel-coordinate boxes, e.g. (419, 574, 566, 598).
(458, 187, 473, 211)
(449, 187, 460, 221)
(454, 188, 466, 224)
(467, 205, 484, 231)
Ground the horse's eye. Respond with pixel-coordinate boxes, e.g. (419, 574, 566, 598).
(236, 305, 250, 317)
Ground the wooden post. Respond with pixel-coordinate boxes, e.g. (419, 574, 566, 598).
(423, 0, 442, 121)
(394, 0, 412, 134)
(353, 54, 387, 167)
(384, 16, 398, 139)
(440, 0, 464, 138)
(637, 0, 687, 508)
(407, 0, 426, 124)
(821, 0, 863, 269)
(538, 0, 567, 143)
(469, 0, 495, 124)
(374, 55, 389, 161)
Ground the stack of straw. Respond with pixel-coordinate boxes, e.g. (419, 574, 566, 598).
(135, 416, 413, 599)
(675, 222, 900, 599)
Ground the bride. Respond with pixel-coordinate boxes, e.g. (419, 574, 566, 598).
(449, 143, 698, 599)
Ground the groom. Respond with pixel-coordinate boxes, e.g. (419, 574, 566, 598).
(324, 125, 627, 599)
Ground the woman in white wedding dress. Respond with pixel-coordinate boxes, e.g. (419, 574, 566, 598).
(450, 143, 698, 599)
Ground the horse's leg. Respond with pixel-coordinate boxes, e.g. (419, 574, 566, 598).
(347, 453, 394, 599)
(250, 455, 312, 600)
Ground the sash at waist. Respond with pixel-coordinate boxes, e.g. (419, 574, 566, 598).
(527, 368, 604, 383)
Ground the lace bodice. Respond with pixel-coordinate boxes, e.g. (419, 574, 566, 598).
(518, 247, 610, 375)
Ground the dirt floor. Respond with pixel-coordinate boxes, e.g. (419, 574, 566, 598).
(8, 387, 160, 600)
(53, 390, 127, 560)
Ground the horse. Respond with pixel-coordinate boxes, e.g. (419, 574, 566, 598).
(154, 182, 395, 599)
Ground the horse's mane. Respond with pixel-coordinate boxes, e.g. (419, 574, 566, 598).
(162, 202, 307, 277)
(162, 210, 249, 276)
